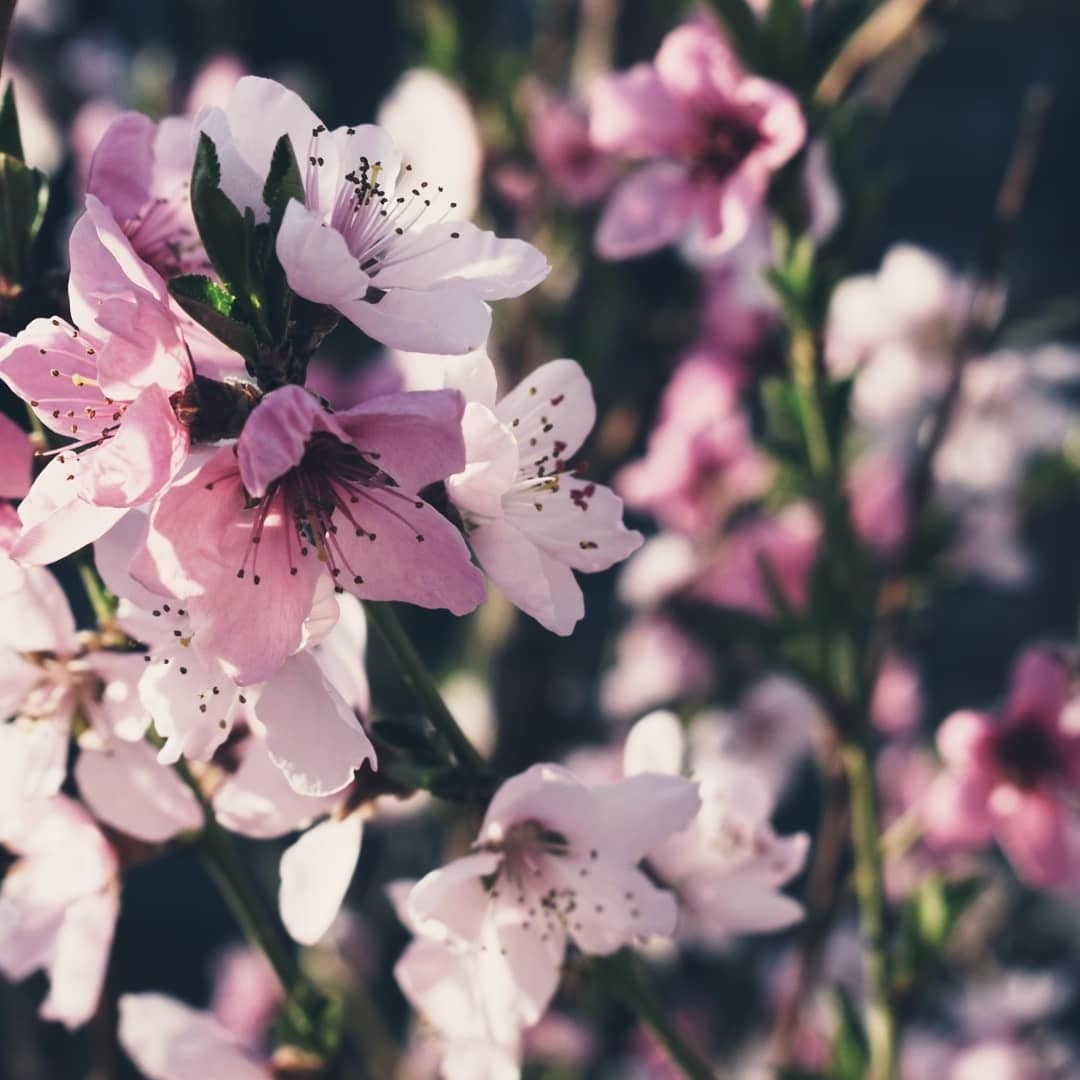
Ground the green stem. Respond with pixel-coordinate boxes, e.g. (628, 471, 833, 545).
(840, 742, 897, 1080)
(789, 322, 833, 481)
(594, 951, 714, 1080)
(77, 558, 116, 630)
(363, 600, 487, 778)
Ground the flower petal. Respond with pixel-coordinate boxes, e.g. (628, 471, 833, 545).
(595, 162, 695, 260)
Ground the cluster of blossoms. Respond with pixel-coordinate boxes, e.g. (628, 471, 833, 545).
(2, 3, 1080, 1077)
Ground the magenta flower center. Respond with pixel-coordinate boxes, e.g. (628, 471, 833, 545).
(690, 110, 761, 183)
(991, 715, 1062, 789)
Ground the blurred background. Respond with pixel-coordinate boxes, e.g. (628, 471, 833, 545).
(1, 0, 1079, 1076)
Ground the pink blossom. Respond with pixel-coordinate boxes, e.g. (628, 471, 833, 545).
(617, 349, 767, 536)
(600, 614, 712, 719)
(848, 450, 910, 557)
(94, 512, 376, 796)
(693, 503, 821, 617)
(445, 356, 642, 634)
(378, 68, 484, 220)
(185, 53, 247, 114)
(0, 199, 210, 564)
(86, 111, 207, 278)
(871, 652, 923, 736)
(118, 993, 269, 1079)
(590, 18, 805, 259)
(527, 92, 617, 206)
(137, 383, 485, 684)
(0, 796, 119, 1028)
(0, 562, 146, 822)
(624, 711, 809, 945)
(400, 764, 699, 1053)
(923, 647, 1080, 890)
(196, 77, 548, 353)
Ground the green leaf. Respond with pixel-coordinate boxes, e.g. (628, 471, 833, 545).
(0, 152, 48, 292)
(0, 83, 25, 162)
(830, 988, 870, 1080)
(263, 133, 305, 228)
(759, 0, 808, 84)
(271, 981, 342, 1060)
(169, 274, 260, 369)
(704, 0, 762, 65)
(190, 133, 272, 341)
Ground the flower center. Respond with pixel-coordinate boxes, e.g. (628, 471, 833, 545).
(991, 716, 1062, 789)
(691, 110, 761, 183)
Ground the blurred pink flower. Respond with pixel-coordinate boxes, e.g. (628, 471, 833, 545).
(848, 450, 910, 558)
(0, 796, 118, 1029)
(197, 77, 547, 353)
(590, 18, 805, 259)
(617, 349, 767, 536)
(185, 53, 247, 113)
(528, 92, 617, 206)
(872, 652, 923, 736)
(210, 945, 281, 1051)
(693, 503, 821, 618)
(378, 68, 484, 220)
(119, 993, 269, 1079)
(923, 647, 1080, 890)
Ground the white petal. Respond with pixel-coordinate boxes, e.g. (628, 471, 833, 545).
(448, 404, 519, 519)
(277, 200, 369, 307)
(590, 773, 700, 864)
(494, 359, 595, 463)
(279, 813, 364, 945)
(407, 852, 502, 944)
(623, 711, 685, 778)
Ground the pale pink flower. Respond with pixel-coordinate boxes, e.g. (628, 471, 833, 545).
(0, 198, 205, 564)
(527, 92, 617, 206)
(94, 511, 375, 796)
(0, 795, 118, 1028)
(86, 110, 207, 278)
(378, 68, 484, 220)
(923, 647, 1080, 891)
(871, 652, 923, 736)
(693, 502, 821, 617)
(185, 53, 247, 114)
(445, 356, 642, 635)
(118, 993, 269, 1079)
(0, 411, 33, 543)
(590, 18, 805, 259)
(848, 450, 910, 557)
(137, 383, 485, 684)
(624, 710, 808, 945)
(402, 764, 699, 1048)
(600, 614, 712, 719)
(196, 76, 548, 353)
(0, 562, 146, 822)
(617, 349, 768, 536)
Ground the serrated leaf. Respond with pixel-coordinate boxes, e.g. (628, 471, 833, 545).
(263, 133, 305, 224)
(0, 152, 48, 292)
(169, 274, 260, 370)
(0, 83, 24, 162)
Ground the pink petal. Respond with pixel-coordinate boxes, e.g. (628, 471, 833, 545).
(375, 221, 549, 300)
(256, 652, 375, 796)
(990, 785, 1076, 890)
(279, 813, 364, 945)
(86, 111, 155, 224)
(75, 738, 202, 843)
(340, 280, 492, 355)
(448, 404, 519, 519)
(591, 773, 700, 864)
(935, 709, 994, 770)
(335, 388, 467, 491)
(118, 993, 269, 1080)
(0, 563, 78, 654)
(589, 64, 689, 156)
(921, 772, 994, 851)
(38, 888, 118, 1030)
(213, 735, 337, 839)
(595, 162, 695, 259)
(493, 359, 596, 463)
(12, 454, 127, 566)
(276, 199, 371, 307)
(623, 711, 686, 778)
(469, 518, 582, 635)
(480, 764, 598, 849)
(0, 412, 31, 500)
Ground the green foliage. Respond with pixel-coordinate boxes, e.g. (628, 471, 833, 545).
(0, 83, 24, 161)
(169, 274, 260, 370)
(704, 0, 762, 67)
(263, 133, 305, 232)
(271, 980, 343, 1062)
(829, 988, 870, 1080)
(894, 874, 981, 994)
(0, 84, 48, 295)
